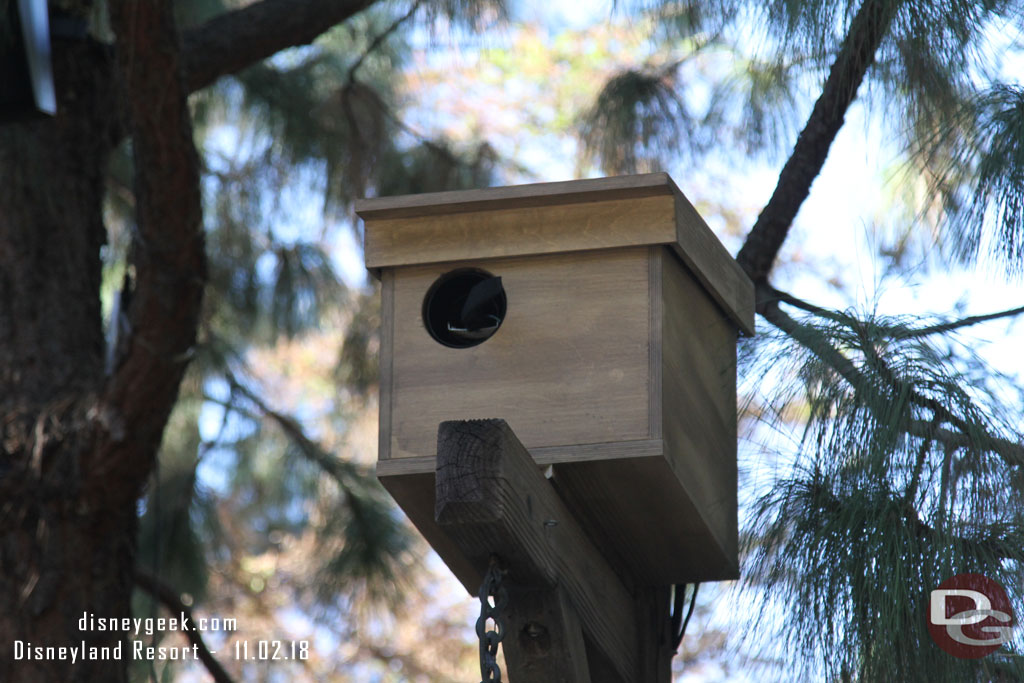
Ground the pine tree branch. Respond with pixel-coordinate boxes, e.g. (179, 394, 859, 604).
(756, 282, 1024, 469)
(756, 284, 866, 389)
(765, 285, 1024, 339)
(220, 368, 370, 487)
(99, 0, 206, 502)
(346, 0, 425, 85)
(813, 488, 1023, 561)
(762, 284, 846, 321)
(901, 504, 1023, 562)
(133, 570, 236, 683)
(902, 414, 940, 506)
(736, 0, 900, 281)
(853, 319, 1023, 468)
(891, 304, 1024, 339)
(909, 420, 1024, 467)
(181, 0, 380, 93)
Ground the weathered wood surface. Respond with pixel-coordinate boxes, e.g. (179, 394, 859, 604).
(540, 251, 737, 582)
(659, 247, 739, 572)
(501, 587, 593, 683)
(434, 419, 637, 683)
(355, 172, 682, 220)
(377, 247, 739, 583)
(385, 249, 651, 460)
(635, 585, 674, 683)
(670, 194, 755, 336)
(364, 194, 675, 272)
(377, 268, 396, 467)
(359, 173, 754, 334)
(374, 438, 666, 478)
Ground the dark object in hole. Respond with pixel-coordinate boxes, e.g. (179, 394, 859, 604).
(422, 268, 507, 348)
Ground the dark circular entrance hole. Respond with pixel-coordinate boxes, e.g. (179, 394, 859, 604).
(422, 268, 507, 348)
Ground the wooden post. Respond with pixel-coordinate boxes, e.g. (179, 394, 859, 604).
(501, 586, 592, 681)
(434, 419, 676, 682)
(435, 419, 635, 681)
(636, 585, 674, 683)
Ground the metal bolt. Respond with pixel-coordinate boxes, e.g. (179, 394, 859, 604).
(525, 622, 548, 639)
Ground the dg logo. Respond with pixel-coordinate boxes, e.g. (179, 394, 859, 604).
(928, 573, 1016, 659)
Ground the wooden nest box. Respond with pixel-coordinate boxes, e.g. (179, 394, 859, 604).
(357, 173, 754, 584)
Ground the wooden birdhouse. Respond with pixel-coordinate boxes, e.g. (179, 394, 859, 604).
(356, 173, 754, 584)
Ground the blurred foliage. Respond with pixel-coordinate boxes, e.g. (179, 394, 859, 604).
(741, 307, 1024, 681)
(917, 85, 1024, 271)
(91, 0, 1024, 679)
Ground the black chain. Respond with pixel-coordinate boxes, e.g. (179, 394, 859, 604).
(476, 556, 508, 683)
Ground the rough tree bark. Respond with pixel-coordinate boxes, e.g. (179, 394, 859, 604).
(735, 0, 900, 284)
(0, 0, 375, 679)
(0, 32, 130, 681)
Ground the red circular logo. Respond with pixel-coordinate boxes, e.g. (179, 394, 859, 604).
(927, 573, 1015, 658)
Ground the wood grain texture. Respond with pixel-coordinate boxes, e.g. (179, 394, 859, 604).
(659, 248, 738, 575)
(434, 420, 636, 683)
(540, 250, 739, 583)
(360, 173, 755, 335)
(670, 191, 756, 336)
(378, 271, 395, 460)
(355, 172, 677, 220)
(387, 248, 652, 459)
(635, 585, 674, 683)
(550, 455, 735, 583)
(648, 246, 664, 440)
(375, 439, 666, 482)
(364, 194, 675, 271)
(375, 439, 667, 476)
(378, 247, 740, 583)
(502, 587, 594, 683)
(529, 438, 665, 465)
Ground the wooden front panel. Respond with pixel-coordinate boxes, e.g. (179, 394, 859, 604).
(384, 248, 653, 459)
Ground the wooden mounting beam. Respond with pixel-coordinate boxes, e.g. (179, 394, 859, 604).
(502, 586, 592, 681)
(434, 419, 638, 682)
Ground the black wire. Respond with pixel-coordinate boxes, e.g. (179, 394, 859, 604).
(671, 582, 700, 651)
(670, 584, 685, 646)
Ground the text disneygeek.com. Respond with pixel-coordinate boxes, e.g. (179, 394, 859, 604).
(12, 611, 309, 663)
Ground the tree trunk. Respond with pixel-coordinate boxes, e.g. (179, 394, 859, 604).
(0, 36, 145, 682)
(1, 0, 371, 675)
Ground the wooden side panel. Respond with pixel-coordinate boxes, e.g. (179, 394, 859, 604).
(671, 195, 755, 336)
(660, 248, 738, 575)
(365, 195, 676, 271)
(387, 248, 652, 459)
(378, 270, 395, 459)
(647, 246, 663, 440)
